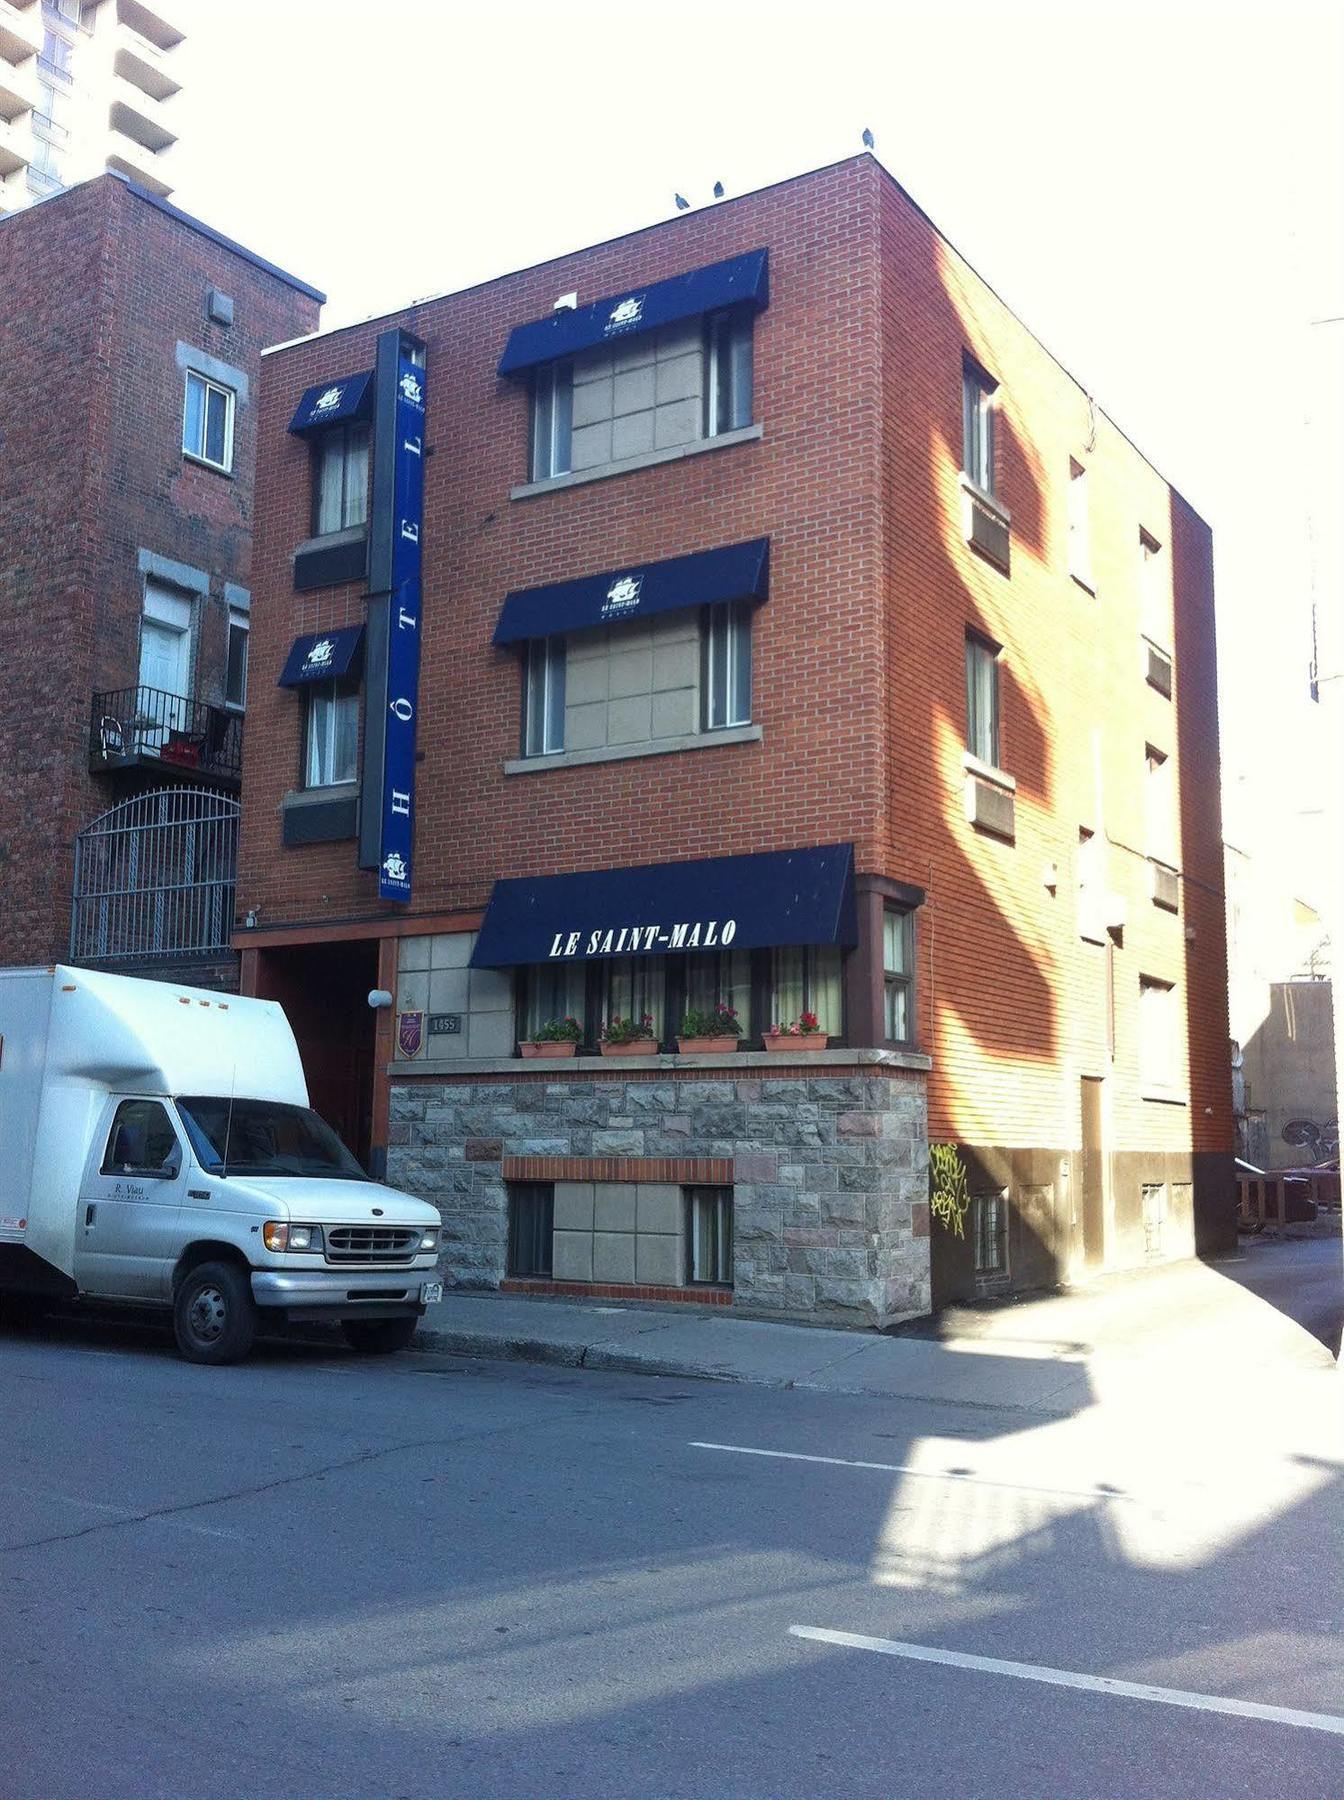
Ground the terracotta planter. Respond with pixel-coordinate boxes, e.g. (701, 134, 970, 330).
(676, 1036, 740, 1055)
(519, 1040, 578, 1059)
(599, 1038, 658, 1056)
(762, 1033, 830, 1053)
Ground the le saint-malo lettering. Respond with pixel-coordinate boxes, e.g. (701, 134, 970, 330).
(548, 919, 739, 959)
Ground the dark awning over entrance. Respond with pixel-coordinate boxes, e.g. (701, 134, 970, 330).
(470, 844, 856, 968)
(496, 249, 769, 377)
(491, 538, 769, 647)
(277, 625, 365, 687)
(287, 371, 373, 435)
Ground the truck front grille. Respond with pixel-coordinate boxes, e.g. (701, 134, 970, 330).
(326, 1226, 421, 1264)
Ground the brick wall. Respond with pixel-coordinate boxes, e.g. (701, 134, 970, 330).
(0, 175, 320, 968)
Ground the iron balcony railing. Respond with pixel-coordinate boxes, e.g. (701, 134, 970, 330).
(71, 786, 239, 966)
(91, 684, 243, 784)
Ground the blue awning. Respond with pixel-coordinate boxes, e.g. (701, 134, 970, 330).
(277, 625, 365, 687)
(492, 538, 769, 647)
(470, 844, 856, 968)
(287, 371, 373, 435)
(497, 249, 769, 376)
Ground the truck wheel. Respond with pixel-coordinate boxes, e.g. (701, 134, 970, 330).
(173, 1261, 257, 1365)
(341, 1315, 419, 1355)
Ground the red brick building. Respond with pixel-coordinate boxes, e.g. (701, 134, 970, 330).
(0, 172, 321, 986)
(239, 155, 1233, 1321)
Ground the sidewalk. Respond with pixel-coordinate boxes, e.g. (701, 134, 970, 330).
(417, 1244, 1340, 1418)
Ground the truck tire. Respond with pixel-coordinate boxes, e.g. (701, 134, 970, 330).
(173, 1260, 257, 1365)
(341, 1315, 419, 1355)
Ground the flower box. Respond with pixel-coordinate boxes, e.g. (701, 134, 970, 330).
(599, 1038, 659, 1057)
(676, 1036, 740, 1055)
(519, 1040, 578, 1059)
(762, 1033, 830, 1053)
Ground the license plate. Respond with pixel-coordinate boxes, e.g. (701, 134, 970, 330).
(419, 1281, 444, 1305)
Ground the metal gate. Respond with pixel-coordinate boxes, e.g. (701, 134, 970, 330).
(70, 787, 239, 964)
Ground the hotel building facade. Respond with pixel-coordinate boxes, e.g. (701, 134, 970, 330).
(238, 155, 1234, 1324)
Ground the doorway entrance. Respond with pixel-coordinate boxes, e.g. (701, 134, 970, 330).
(251, 941, 379, 1171)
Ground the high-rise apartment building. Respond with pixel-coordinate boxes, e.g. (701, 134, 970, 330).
(0, 0, 182, 217)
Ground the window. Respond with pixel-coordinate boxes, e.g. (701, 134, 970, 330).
(531, 360, 573, 480)
(1140, 530, 1165, 644)
(522, 637, 566, 756)
(1145, 745, 1174, 864)
(705, 308, 754, 436)
(965, 632, 1001, 768)
(225, 606, 248, 711)
(686, 1187, 733, 1285)
(962, 361, 997, 494)
(183, 370, 234, 473)
(702, 601, 752, 729)
(1142, 1183, 1167, 1256)
(684, 949, 751, 1028)
(522, 962, 585, 1042)
(508, 1183, 554, 1278)
(101, 1100, 179, 1177)
(34, 79, 70, 141)
(313, 423, 369, 535)
(1139, 976, 1178, 1091)
(305, 679, 359, 788)
(601, 955, 666, 1041)
(973, 1191, 1008, 1278)
(770, 945, 842, 1036)
(39, 32, 74, 81)
(883, 907, 914, 1042)
(1068, 460, 1093, 588)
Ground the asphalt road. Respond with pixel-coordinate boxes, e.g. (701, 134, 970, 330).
(2, 1313, 1340, 1799)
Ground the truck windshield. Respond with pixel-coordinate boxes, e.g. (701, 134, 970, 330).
(175, 1098, 368, 1181)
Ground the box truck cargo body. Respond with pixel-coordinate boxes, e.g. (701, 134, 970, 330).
(0, 967, 443, 1362)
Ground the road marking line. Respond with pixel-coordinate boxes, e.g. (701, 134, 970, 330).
(689, 1440, 1132, 1504)
(789, 1628, 1344, 1736)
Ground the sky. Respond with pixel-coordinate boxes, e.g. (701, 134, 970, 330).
(169, 0, 1343, 896)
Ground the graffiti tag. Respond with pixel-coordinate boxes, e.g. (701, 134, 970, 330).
(929, 1142, 972, 1239)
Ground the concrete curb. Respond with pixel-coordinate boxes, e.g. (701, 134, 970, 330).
(416, 1324, 749, 1385)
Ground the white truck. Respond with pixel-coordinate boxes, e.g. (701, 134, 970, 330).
(0, 966, 443, 1364)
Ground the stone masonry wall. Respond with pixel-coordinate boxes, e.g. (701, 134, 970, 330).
(388, 1062, 930, 1328)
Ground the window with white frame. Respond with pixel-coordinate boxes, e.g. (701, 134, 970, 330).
(182, 370, 234, 473)
(225, 606, 249, 711)
(522, 637, 566, 756)
(883, 907, 914, 1042)
(965, 631, 1001, 768)
(304, 679, 359, 788)
(1068, 459, 1093, 588)
(313, 423, 370, 535)
(686, 1187, 733, 1285)
(705, 308, 754, 437)
(962, 360, 997, 495)
(1139, 976, 1178, 1091)
(531, 360, 574, 480)
(703, 601, 752, 729)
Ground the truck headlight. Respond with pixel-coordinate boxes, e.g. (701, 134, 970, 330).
(419, 1228, 440, 1252)
(262, 1222, 325, 1253)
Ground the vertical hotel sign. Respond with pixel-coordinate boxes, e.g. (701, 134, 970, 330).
(377, 348, 425, 901)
